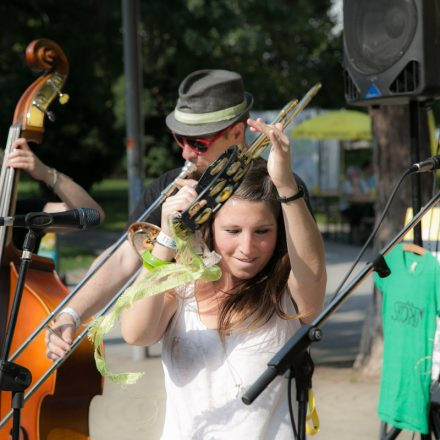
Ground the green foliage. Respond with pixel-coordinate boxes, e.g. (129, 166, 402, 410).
(137, 0, 343, 177)
(1, 0, 343, 187)
(139, 0, 342, 108)
(58, 245, 95, 273)
(89, 178, 129, 230)
(0, 0, 124, 190)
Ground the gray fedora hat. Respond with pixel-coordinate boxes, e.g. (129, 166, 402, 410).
(166, 69, 253, 137)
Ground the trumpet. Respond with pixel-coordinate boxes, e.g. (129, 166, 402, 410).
(0, 83, 321, 427)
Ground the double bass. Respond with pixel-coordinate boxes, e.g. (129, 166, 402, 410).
(0, 39, 102, 440)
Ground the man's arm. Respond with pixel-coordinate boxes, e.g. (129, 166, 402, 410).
(46, 240, 141, 359)
(45, 168, 185, 360)
(71, 240, 141, 319)
(247, 118, 326, 323)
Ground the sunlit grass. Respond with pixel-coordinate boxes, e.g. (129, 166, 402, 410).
(58, 245, 95, 273)
(89, 178, 129, 230)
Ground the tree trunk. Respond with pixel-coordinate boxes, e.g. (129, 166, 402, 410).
(354, 103, 433, 376)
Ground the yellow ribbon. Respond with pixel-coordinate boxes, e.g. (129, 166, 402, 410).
(305, 388, 320, 435)
(87, 227, 221, 385)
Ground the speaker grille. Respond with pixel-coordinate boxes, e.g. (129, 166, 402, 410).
(389, 60, 420, 93)
(344, 0, 418, 75)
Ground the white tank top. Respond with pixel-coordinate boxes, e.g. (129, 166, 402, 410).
(160, 283, 301, 439)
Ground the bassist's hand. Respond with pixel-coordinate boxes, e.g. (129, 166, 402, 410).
(7, 138, 52, 185)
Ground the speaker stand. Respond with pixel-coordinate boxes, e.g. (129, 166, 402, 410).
(409, 100, 424, 246)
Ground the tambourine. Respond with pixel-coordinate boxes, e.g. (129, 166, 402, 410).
(172, 85, 322, 234)
(174, 146, 251, 233)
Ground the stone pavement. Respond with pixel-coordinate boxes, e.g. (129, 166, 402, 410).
(63, 234, 386, 439)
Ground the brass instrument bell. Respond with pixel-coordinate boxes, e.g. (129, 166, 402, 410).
(128, 222, 161, 259)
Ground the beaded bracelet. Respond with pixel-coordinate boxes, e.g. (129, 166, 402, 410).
(156, 231, 177, 250)
(142, 249, 172, 270)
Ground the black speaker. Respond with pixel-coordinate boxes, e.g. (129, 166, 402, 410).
(343, 0, 440, 106)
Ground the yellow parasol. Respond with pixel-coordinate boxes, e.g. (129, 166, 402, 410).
(290, 109, 372, 141)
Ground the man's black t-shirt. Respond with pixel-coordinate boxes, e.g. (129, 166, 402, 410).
(128, 166, 314, 228)
(129, 168, 182, 226)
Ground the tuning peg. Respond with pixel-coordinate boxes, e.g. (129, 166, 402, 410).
(33, 102, 56, 122)
(58, 93, 69, 105)
(47, 78, 69, 105)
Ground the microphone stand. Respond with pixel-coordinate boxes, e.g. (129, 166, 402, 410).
(0, 227, 41, 440)
(242, 188, 440, 439)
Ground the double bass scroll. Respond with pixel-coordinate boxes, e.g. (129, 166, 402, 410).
(13, 39, 69, 143)
(0, 39, 69, 268)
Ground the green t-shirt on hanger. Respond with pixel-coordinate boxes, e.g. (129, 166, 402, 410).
(375, 243, 440, 434)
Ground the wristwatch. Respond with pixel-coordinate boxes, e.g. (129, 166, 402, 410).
(277, 184, 305, 203)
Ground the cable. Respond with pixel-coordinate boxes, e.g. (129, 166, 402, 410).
(431, 139, 440, 257)
(287, 372, 298, 439)
(328, 167, 413, 303)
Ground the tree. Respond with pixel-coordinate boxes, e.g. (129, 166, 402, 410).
(1, 0, 343, 188)
(136, 0, 344, 178)
(0, 0, 124, 190)
(354, 103, 433, 375)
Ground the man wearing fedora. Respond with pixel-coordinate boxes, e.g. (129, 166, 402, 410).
(45, 69, 314, 361)
(128, 69, 254, 226)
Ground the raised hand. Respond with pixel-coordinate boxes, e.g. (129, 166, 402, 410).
(247, 118, 296, 193)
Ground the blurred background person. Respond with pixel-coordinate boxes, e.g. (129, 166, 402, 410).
(339, 165, 371, 244)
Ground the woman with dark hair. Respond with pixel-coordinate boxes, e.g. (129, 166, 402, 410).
(200, 158, 298, 342)
(119, 118, 326, 439)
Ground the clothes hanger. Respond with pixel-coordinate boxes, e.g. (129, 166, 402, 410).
(402, 242, 426, 256)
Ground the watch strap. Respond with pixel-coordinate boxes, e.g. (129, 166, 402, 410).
(277, 184, 305, 203)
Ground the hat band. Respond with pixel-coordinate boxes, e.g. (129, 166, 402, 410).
(174, 99, 247, 125)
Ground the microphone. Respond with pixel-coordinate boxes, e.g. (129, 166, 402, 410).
(0, 208, 100, 230)
(410, 155, 440, 173)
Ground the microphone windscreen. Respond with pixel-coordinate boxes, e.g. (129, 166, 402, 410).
(81, 208, 101, 227)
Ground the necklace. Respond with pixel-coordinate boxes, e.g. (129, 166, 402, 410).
(222, 334, 245, 398)
(213, 282, 244, 398)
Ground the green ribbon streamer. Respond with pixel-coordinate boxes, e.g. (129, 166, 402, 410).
(87, 226, 221, 385)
